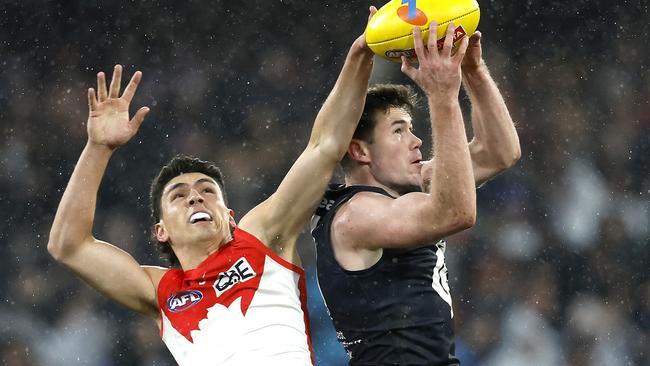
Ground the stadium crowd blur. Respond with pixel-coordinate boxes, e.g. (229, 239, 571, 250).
(1, 1, 648, 365)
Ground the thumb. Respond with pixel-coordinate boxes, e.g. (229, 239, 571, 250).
(400, 56, 416, 78)
(368, 6, 378, 21)
(130, 106, 150, 128)
(469, 31, 481, 46)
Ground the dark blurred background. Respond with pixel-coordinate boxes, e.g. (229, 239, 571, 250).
(0, 0, 648, 365)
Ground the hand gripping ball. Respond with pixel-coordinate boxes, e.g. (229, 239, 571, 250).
(366, 0, 480, 62)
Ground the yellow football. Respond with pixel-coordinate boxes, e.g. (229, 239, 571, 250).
(366, 0, 480, 62)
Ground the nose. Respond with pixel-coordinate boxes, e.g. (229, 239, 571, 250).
(188, 189, 204, 205)
(410, 131, 423, 150)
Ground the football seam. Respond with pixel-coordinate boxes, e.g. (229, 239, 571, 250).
(367, 8, 479, 46)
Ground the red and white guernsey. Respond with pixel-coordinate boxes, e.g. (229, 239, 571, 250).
(157, 227, 315, 365)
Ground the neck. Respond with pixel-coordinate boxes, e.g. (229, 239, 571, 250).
(174, 234, 233, 270)
(344, 167, 402, 197)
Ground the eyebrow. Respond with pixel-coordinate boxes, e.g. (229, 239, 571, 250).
(391, 120, 411, 127)
(164, 178, 217, 196)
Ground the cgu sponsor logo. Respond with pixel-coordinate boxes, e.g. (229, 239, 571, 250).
(167, 290, 204, 313)
(214, 257, 257, 297)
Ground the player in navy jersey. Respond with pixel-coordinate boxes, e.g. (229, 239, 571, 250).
(311, 24, 521, 365)
(47, 8, 379, 365)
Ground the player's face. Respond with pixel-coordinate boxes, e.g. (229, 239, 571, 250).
(158, 172, 233, 247)
(367, 107, 423, 194)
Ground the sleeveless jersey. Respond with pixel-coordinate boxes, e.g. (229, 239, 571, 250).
(311, 184, 460, 365)
(157, 227, 314, 366)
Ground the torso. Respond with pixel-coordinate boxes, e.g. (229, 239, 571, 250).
(156, 227, 314, 366)
(311, 184, 459, 365)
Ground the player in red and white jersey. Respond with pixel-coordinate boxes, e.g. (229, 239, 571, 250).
(155, 213, 313, 365)
(47, 8, 378, 365)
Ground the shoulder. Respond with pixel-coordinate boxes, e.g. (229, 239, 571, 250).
(331, 191, 394, 238)
(335, 191, 394, 219)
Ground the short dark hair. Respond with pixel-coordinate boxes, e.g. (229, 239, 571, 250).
(149, 155, 227, 267)
(341, 84, 420, 172)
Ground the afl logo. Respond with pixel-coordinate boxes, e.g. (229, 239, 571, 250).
(167, 290, 203, 313)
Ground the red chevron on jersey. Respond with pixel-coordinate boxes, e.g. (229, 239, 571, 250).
(158, 232, 266, 342)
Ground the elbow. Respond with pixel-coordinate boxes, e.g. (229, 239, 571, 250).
(493, 144, 521, 172)
(449, 197, 477, 231)
(47, 228, 70, 262)
(47, 229, 80, 263)
(310, 137, 348, 163)
(508, 143, 522, 167)
(453, 207, 476, 231)
(47, 237, 65, 262)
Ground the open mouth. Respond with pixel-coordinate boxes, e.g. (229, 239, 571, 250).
(189, 212, 213, 224)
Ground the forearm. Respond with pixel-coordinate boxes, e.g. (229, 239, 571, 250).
(428, 98, 476, 220)
(463, 64, 521, 166)
(48, 142, 113, 258)
(309, 45, 374, 159)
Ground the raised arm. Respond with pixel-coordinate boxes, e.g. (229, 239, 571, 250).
(47, 65, 163, 318)
(335, 23, 476, 251)
(239, 8, 377, 253)
(462, 32, 521, 186)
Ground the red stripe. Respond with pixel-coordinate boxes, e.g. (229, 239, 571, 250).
(298, 271, 316, 365)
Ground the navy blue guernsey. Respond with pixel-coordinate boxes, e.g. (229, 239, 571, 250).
(311, 184, 460, 366)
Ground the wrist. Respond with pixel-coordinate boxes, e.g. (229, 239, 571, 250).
(350, 40, 375, 59)
(427, 94, 460, 111)
(86, 140, 117, 155)
(462, 61, 489, 78)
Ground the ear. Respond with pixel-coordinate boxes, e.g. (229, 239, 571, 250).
(154, 221, 170, 243)
(228, 209, 237, 229)
(347, 139, 371, 164)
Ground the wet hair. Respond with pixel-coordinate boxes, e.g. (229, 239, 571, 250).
(149, 155, 227, 267)
(341, 84, 420, 173)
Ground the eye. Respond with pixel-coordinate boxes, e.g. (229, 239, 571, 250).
(394, 128, 403, 134)
(172, 192, 185, 201)
(203, 187, 215, 194)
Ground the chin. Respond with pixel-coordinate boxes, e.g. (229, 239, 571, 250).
(189, 226, 220, 241)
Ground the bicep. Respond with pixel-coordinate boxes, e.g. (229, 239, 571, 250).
(336, 193, 468, 250)
(58, 239, 162, 318)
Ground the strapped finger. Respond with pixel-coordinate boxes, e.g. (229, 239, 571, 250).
(108, 64, 122, 98)
(412, 27, 428, 62)
(122, 71, 142, 103)
(88, 88, 98, 111)
(97, 72, 107, 102)
(442, 22, 455, 57)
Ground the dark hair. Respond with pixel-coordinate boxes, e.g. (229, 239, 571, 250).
(149, 155, 227, 267)
(341, 84, 420, 172)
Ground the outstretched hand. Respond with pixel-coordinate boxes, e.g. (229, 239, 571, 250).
(352, 6, 378, 53)
(87, 65, 150, 150)
(400, 22, 469, 97)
